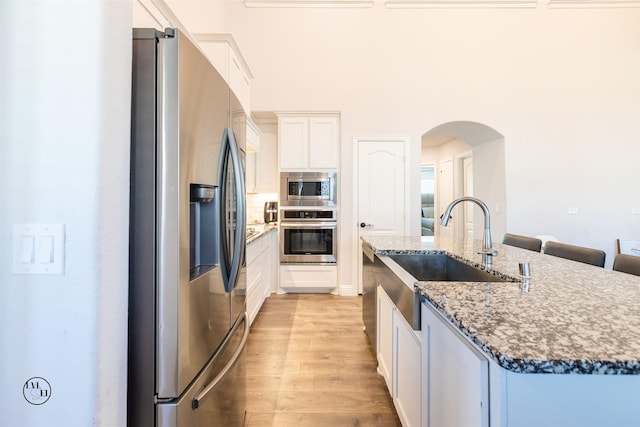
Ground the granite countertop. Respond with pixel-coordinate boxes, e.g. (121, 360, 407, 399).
(362, 234, 640, 375)
(246, 224, 277, 244)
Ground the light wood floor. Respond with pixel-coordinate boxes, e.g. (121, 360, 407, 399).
(245, 293, 401, 427)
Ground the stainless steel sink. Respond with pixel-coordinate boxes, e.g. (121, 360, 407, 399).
(388, 253, 507, 282)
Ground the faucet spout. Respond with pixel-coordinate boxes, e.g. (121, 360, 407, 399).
(440, 197, 496, 264)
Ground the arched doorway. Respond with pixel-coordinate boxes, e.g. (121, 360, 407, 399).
(421, 121, 506, 241)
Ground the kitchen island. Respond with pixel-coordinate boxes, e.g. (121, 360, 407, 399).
(362, 234, 640, 427)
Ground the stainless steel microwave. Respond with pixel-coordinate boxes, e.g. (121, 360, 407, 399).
(280, 172, 337, 207)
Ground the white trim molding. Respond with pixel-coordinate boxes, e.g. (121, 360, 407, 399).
(134, 0, 185, 28)
(245, 0, 374, 7)
(193, 33, 254, 79)
(385, 0, 537, 8)
(548, 0, 640, 7)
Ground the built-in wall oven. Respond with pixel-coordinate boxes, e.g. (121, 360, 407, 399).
(280, 172, 337, 207)
(280, 208, 337, 264)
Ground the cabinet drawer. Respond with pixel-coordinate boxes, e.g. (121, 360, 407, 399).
(279, 265, 337, 290)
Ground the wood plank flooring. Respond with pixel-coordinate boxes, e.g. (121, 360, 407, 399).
(245, 293, 401, 427)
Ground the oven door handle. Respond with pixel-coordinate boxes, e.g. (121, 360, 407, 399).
(281, 222, 337, 228)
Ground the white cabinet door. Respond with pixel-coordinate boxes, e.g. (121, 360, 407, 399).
(394, 309, 422, 427)
(246, 119, 260, 152)
(278, 116, 308, 170)
(246, 239, 261, 325)
(247, 235, 271, 325)
(422, 303, 489, 427)
(247, 262, 263, 325)
(267, 229, 278, 295)
(308, 116, 339, 169)
(254, 121, 279, 193)
(279, 264, 337, 292)
(278, 114, 339, 170)
(260, 232, 272, 300)
(195, 34, 251, 114)
(377, 285, 394, 393)
(245, 152, 256, 194)
(245, 119, 260, 194)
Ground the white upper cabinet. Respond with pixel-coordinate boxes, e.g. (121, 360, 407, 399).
(253, 119, 279, 193)
(246, 118, 279, 194)
(245, 119, 259, 194)
(246, 118, 261, 153)
(277, 113, 340, 170)
(195, 33, 252, 114)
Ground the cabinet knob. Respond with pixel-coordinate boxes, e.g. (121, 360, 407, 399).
(360, 222, 372, 228)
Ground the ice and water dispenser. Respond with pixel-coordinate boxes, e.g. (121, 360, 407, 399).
(190, 183, 219, 280)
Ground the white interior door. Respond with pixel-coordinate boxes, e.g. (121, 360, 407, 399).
(355, 137, 408, 293)
(463, 157, 474, 240)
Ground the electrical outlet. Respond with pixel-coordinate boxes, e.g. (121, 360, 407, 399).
(632, 207, 640, 215)
(568, 207, 579, 214)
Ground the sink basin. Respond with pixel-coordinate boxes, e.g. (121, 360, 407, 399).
(388, 254, 507, 282)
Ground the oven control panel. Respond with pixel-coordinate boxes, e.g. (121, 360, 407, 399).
(281, 209, 337, 221)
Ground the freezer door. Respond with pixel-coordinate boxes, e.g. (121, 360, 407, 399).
(157, 312, 249, 427)
(156, 29, 233, 398)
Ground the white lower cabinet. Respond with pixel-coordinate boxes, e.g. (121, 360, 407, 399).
(420, 300, 640, 427)
(377, 286, 394, 391)
(246, 229, 277, 325)
(422, 302, 489, 427)
(394, 306, 422, 427)
(279, 264, 336, 292)
(268, 229, 278, 296)
(377, 285, 422, 427)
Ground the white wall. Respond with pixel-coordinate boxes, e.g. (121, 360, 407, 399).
(168, 0, 228, 32)
(473, 138, 507, 240)
(225, 5, 640, 272)
(0, 1, 131, 425)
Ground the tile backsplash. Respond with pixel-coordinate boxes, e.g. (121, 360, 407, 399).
(246, 193, 278, 224)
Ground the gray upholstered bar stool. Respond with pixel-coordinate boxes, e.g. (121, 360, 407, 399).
(502, 233, 542, 252)
(544, 241, 606, 267)
(613, 254, 640, 276)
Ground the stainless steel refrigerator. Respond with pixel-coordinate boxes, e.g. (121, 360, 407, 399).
(128, 28, 247, 427)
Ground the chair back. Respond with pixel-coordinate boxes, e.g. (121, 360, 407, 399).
(502, 233, 542, 252)
(613, 254, 640, 276)
(544, 241, 606, 267)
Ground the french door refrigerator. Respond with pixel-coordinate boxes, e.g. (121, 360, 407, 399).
(128, 28, 247, 427)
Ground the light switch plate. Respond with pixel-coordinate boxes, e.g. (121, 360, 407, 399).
(13, 224, 65, 275)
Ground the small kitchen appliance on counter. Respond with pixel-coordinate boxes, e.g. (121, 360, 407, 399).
(264, 201, 278, 224)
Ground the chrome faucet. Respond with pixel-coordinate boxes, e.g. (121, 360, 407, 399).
(440, 197, 498, 265)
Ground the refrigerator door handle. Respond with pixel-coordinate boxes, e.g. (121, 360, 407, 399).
(218, 128, 246, 292)
(191, 311, 249, 409)
(226, 128, 246, 291)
